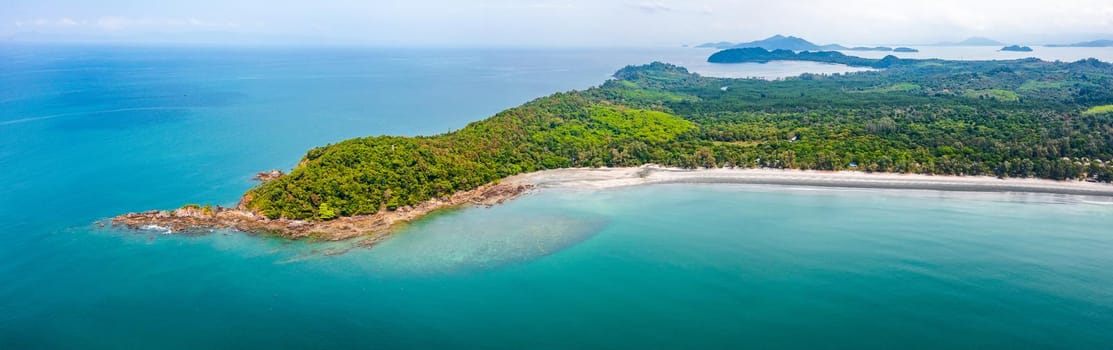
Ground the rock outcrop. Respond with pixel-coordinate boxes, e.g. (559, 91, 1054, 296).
(112, 181, 533, 243)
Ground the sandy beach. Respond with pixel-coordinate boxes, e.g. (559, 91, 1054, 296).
(113, 165, 1113, 240)
(504, 165, 1113, 197)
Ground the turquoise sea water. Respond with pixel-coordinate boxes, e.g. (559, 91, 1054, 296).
(3, 44, 1113, 348)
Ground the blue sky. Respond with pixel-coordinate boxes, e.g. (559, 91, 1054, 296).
(4, 0, 1112, 46)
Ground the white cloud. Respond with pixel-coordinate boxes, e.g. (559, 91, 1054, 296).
(4, 0, 1113, 46)
(634, 2, 673, 14)
(15, 18, 83, 28)
(13, 16, 238, 32)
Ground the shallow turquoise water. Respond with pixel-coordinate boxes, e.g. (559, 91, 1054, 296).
(3, 44, 1113, 349)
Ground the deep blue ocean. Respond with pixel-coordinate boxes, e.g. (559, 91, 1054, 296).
(2, 44, 1113, 349)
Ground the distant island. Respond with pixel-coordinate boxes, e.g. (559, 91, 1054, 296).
(696, 35, 913, 53)
(699, 35, 1014, 50)
(1047, 39, 1113, 47)
(934, 37, 1005, 46)
(1001, 45, 1034, 52)
(696, 35, 841, 50)
(695, 41, 737, 49)
(115, 55, 1113, 240)
(707, 47, 905, 68)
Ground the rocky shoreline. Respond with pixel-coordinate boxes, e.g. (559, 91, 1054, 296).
(112, 165, 1113, 243)
(112, 181, 533, 242)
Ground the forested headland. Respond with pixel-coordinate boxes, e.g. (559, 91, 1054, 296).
(244, 55, 1113, 221)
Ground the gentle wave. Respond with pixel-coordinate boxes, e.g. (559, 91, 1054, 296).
(0, 107, 196, 127)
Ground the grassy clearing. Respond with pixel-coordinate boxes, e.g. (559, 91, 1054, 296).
(855, 83, 921, 93)
(1083, 105, 1113, 115)
(963, 89, 1020, 102)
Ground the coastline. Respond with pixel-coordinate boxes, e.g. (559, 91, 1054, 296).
(511, 165, 1113, 197)
(112, 165, 1113, 242)
(111, 182, 533, 242)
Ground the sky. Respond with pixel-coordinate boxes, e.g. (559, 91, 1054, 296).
(3, 0, 1113, 46)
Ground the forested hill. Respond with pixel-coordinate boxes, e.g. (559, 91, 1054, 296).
(706, 47, 926, 68)
(244, 59, 1113, 220)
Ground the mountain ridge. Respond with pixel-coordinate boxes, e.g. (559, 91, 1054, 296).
(696, 35, 913, 52)
(1047, 39, 1113, 47)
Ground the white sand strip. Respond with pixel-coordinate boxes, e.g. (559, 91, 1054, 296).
(503, 165, 1113, 197)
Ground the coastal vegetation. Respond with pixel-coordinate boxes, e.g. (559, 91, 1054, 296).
(244, 56, 1113, 221)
